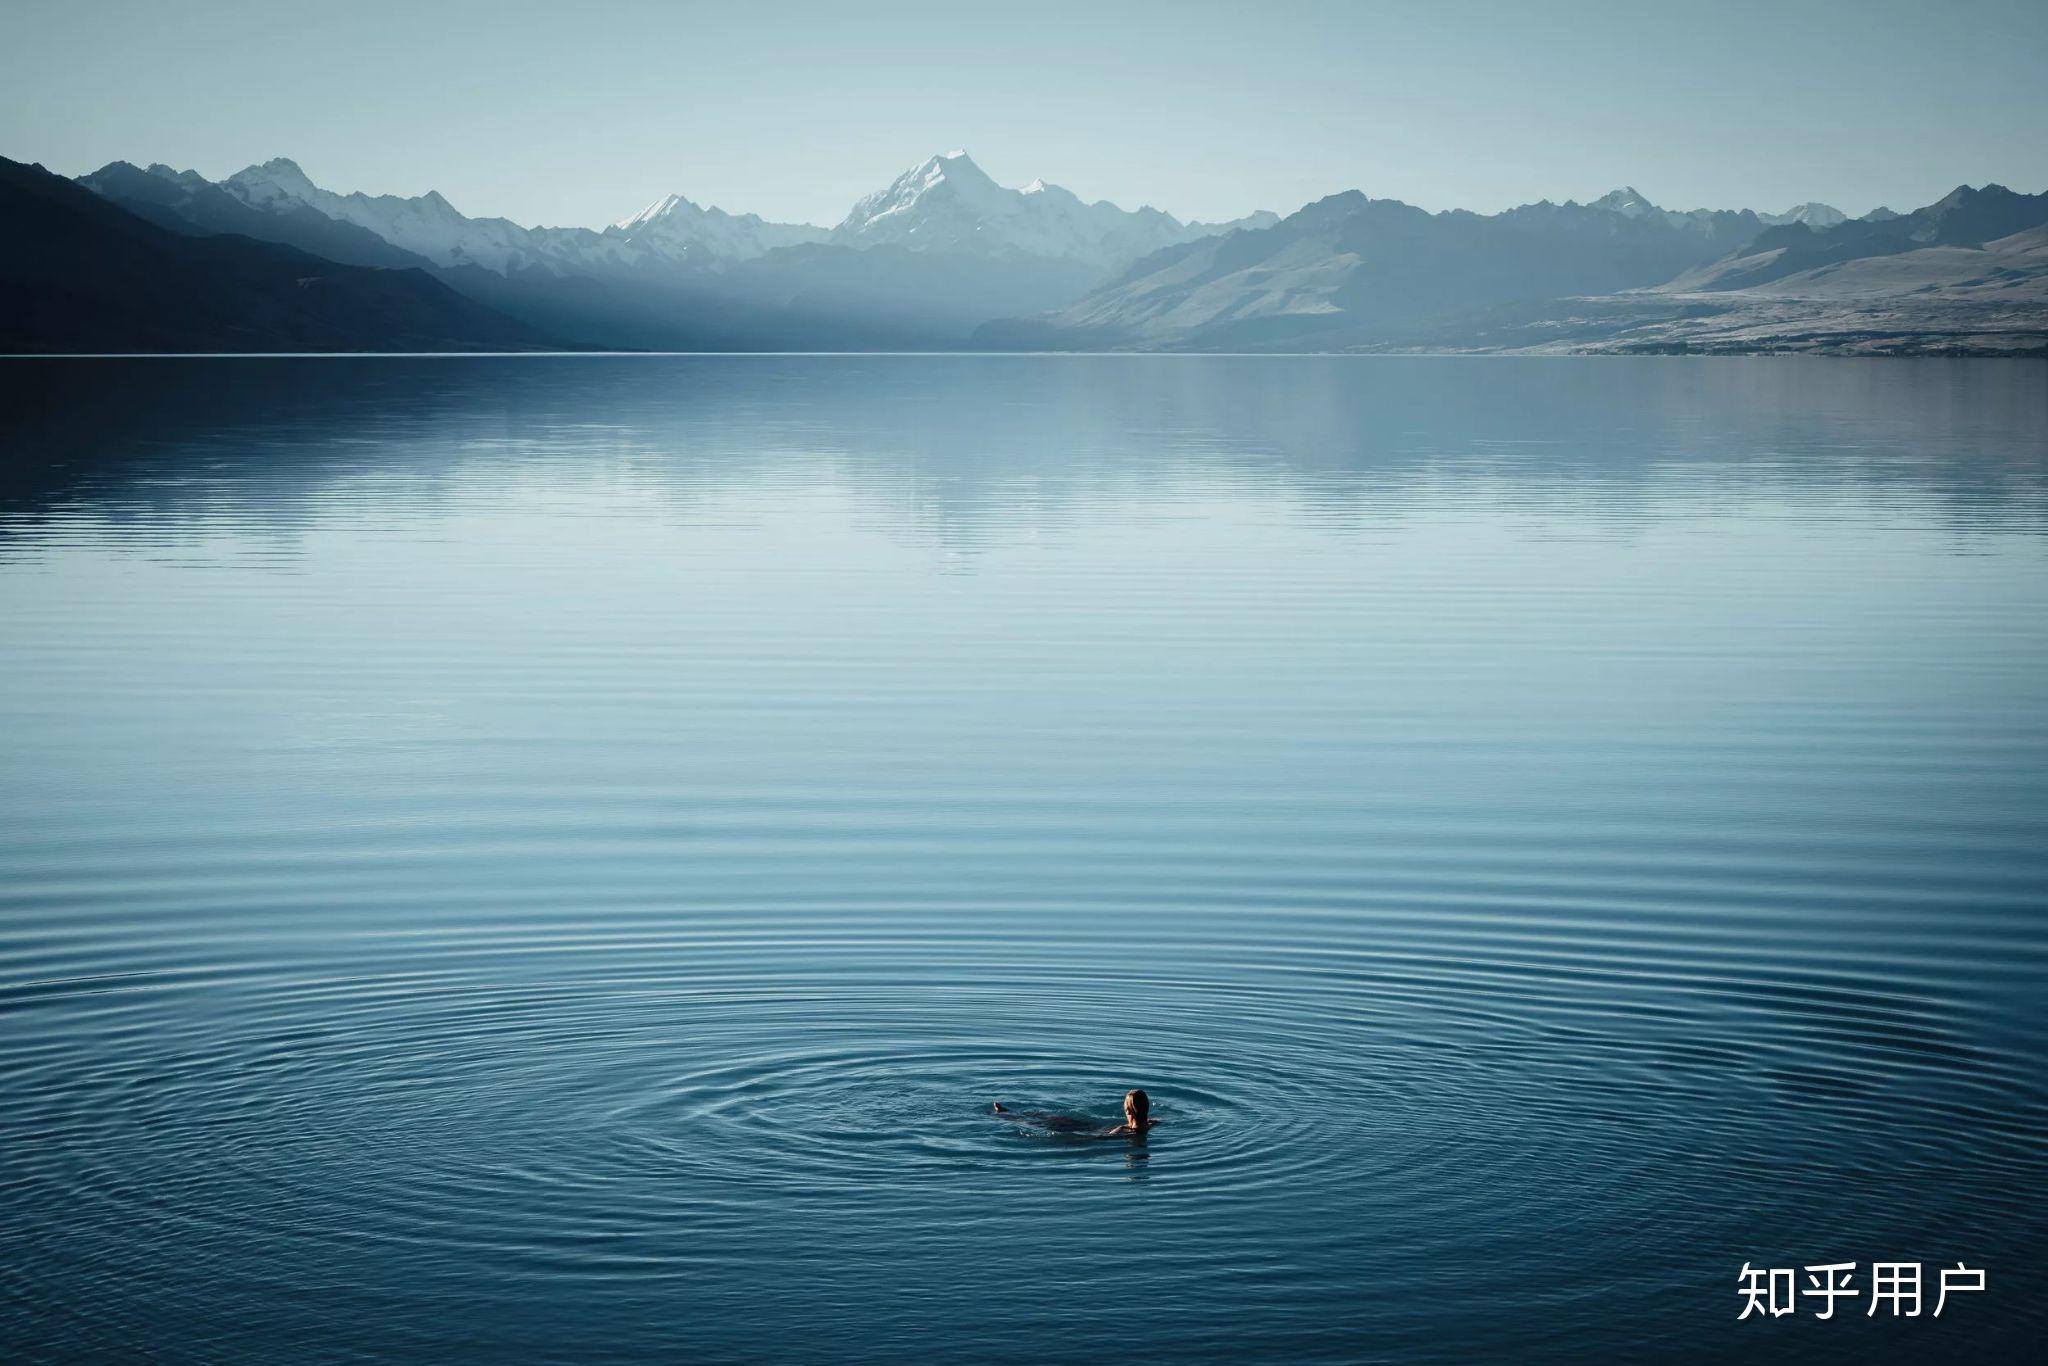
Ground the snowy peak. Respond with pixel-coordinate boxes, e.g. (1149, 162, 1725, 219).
(224, 156, 322, 210)
(834, 150, 1274, 272)
(202, 150, 1271, 278)
(215, 158, 829, 275)
(837, 150, 1009, 238)
(221, 159, 584, 273)
(1759, 201, 1847, 228)
(1584, 188, 1852, 238)
(1591, 187, 1847, 231)
(922, 149, 995, 188)
(896, 150, 996, 196)
(1592, 186, 1659, 219)
(615, 192, 701, 231)
(607, 190, 825, 261)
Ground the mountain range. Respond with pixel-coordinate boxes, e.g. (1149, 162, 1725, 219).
(834, 150, 1276, 270)
(982, 181, 2048, 354)
(1, 156, 558, 353)
(8, 148, 2044, 355)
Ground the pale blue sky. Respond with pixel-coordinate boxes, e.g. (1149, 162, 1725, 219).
(4, 0, 2043, 229)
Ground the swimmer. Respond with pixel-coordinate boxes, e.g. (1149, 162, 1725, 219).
(991, 1088, 1156, 1138)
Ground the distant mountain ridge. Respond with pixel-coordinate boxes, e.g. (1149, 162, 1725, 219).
(160, 150, 1270, 281)
(77, 161, 434, 271)
(1, 156, 558, 353)
(45, 153, 2048, 355)
(979, 186, 1776, 350)
(223, 157, 621, 276)
(979, 182, 2048, 355)
(1661, 183, 2048, 292)
(76, 151, 1282, 348)
(1589, 186, 1849, 232)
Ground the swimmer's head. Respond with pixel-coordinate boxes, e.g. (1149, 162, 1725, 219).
(1124, 1089, 1149, 1128)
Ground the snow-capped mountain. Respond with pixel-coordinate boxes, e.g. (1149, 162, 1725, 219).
(1585, 187, 1773, 243)
(1758, 201, 1848, 229)
(77, 160, 433, 270)
(1588, 187, 1845, 234)
(201, 152, 1274, 279)
(77, 153, 1280, 348)
(223, 158, 568, 273)
(1589, 186, 1662, 220)
(611, 193, 826, 263)
(219, 158, 823, 277)
(833, 151, 1276, 271)
(76, 152, 2026, 356)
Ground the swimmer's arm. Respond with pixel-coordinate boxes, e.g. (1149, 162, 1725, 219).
(1094, 1120, 1159, 1138)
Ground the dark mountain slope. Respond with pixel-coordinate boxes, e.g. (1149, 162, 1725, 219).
(77, 160, 437, 271)
(1, 156, 561, 353)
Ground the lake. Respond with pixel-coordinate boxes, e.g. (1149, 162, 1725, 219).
(1, 356, 2043, 1363)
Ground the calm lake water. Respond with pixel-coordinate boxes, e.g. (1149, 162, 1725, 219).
(1, 356, 2044, 1364)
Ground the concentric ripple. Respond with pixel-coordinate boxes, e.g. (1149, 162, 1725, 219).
(2, 355, 2046, 1364)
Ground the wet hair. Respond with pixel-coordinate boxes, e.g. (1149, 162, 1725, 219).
(1124, 1089, 1149, 1125)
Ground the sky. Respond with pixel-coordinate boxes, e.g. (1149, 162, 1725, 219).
(4, 0, 2045, 230)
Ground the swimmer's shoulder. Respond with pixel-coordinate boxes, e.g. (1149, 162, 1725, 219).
(1099, 1118, 1159, 1138)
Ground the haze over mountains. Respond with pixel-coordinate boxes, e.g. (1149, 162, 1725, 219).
(1, 157, 556, 353)
(985, 180, 2048, 355)
(8, 148, 2044, 354)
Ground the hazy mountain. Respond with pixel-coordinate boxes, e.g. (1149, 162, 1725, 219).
(1692, 225, 2048, 300)
(1524, 223, 2048, 357)
(75, 158, 735, 349)
(1586, 186, 1808, 241)
(1758, 201, 1848, 228)
(222, 157, 612, 275)
(202, 151, 1269, 285)
(611, 193, 827, 263)
(833, 151, 1277, 272)
(977, 187, 1765, 350)
(48, 151, 2046, 355)
(0, 156, 559, 353)
(214, 158, 820, 281)
(82, 151, 1271, 346)
(978, 180, 2047, 353)
(1403, 185, 2048, 356)
(1579, 188, 1846, 241)
(78, 161, 433, 270)
(1661, 184, 2048, 292)
(82, 158, 825, 347)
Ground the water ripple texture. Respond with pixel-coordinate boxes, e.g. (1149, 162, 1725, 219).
(1, 356, 2044, 1364)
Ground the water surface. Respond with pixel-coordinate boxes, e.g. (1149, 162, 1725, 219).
(2, 356, 2045, 1363)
